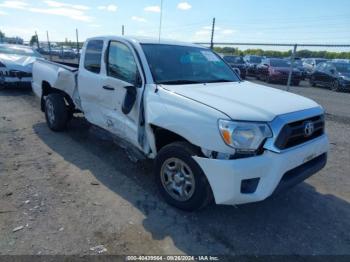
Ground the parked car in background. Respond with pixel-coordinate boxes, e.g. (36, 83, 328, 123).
(291, 59, 308, 80)
(256, 58, 302, 85)
(58, 47, 77, 59)
(303, 58, 328, 76)
(244, 55, 263, 77)
(0, 44, 42, 88)
(309, 61, 350, 91)
(223, 55, 247, 79)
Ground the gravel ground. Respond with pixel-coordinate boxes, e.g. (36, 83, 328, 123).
(0, 83, 349, 256)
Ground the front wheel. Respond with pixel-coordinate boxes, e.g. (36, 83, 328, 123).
(309, 77, 316, 87)
(330, 80, 340, 92)
(45, 93, 69, 132)
(155, 142, 213, 211)
(266, 75, 272, 83)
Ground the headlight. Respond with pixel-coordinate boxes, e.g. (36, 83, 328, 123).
(218, 120, 272, 152)
(340, 75, 350, 81)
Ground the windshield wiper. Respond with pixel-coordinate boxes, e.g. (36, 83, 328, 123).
(157, 80, 202, 85)
(205, 79, 234, 83)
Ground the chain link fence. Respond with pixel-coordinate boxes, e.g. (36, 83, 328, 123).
(195, 42, 350, 90)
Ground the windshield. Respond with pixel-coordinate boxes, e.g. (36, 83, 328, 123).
(249, 56, 262, 63)
(270, 59, 289, 67)
(141, 44, 240, 85)
(334, 63, 350, 73)
(0, 45, 41, 57)
(224, 56, 244, 63)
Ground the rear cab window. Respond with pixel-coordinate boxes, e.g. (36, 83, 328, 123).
(84, 40, 104, 74)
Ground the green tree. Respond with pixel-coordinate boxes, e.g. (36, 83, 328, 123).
(30, 35, 39, 47)
(0, 30, 5, 43)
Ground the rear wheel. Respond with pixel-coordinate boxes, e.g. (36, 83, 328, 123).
(155, 142, 213, 211)
(45, 93, 69, 132)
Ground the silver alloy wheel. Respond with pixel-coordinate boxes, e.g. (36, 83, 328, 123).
(160, 158, 196, 202)
(46, 99, 55, 124)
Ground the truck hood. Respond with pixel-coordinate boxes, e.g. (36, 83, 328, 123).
(162, 81, 320, 122)
(0, 54, 37, 72)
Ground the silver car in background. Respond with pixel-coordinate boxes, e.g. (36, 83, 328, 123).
(0, 44, 42, 88)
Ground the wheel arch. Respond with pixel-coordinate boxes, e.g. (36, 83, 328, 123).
(41, 81, 75, 112)
(150, 125, 202, 155)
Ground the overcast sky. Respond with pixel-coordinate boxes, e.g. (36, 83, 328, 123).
(0, 0, 349, 50)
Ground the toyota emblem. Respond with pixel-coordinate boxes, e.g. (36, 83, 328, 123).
(304, 121, 315, 137)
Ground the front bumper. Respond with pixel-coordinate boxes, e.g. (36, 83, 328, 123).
(340, 80, 350, 89)
(193, 134, 329, 206)
(1, 76, 32, 84)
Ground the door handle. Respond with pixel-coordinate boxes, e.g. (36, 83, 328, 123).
(103, 85, 115, 91)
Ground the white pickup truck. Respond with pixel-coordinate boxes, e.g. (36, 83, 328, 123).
(32, 36, 329, 211)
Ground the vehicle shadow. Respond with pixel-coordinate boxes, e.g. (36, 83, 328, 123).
(0, 85, 33, 96)
(32, 117, 350, 255)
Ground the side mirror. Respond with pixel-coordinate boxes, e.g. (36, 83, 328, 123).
(122, 85, 137, 115)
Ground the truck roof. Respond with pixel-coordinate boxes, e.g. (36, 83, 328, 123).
(86, 35, 205, 48)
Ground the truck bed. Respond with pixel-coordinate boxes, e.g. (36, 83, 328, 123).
(32, 59, 82, 111)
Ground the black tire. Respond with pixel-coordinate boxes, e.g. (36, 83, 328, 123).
(330, 80, 341, 92)
(155, 141, 213, 211)
(309, 76, 317, 87)
(44, 93, 69, 132)
(266, 75, 272, 83)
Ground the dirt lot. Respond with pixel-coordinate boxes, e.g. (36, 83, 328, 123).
(0, 83, 349, 256)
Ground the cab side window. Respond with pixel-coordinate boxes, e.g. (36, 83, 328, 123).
(84, 40, 104, 74)
(107, 41, 139, 85)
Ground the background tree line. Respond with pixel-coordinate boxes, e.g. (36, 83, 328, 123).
(214, 46, 350, 59)
(1, 29, 349, 59)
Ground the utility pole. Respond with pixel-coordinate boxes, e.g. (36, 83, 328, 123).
(287, 44, 298, 91)
(210, 17, 216, 50)
(76, 29, 80, 62)
(122, 25, 125, 36)
(158, 0, 164, 42)
(46, 31, 52, 61)
(76, 28, 80, 54)
(35, 31, 40, 49)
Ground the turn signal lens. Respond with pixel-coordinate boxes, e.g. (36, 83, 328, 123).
(222, 130, 232, 145)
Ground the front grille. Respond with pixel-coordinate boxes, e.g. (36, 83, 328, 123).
(9, 70, 32, 78)
(275, 115, 325, 150)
